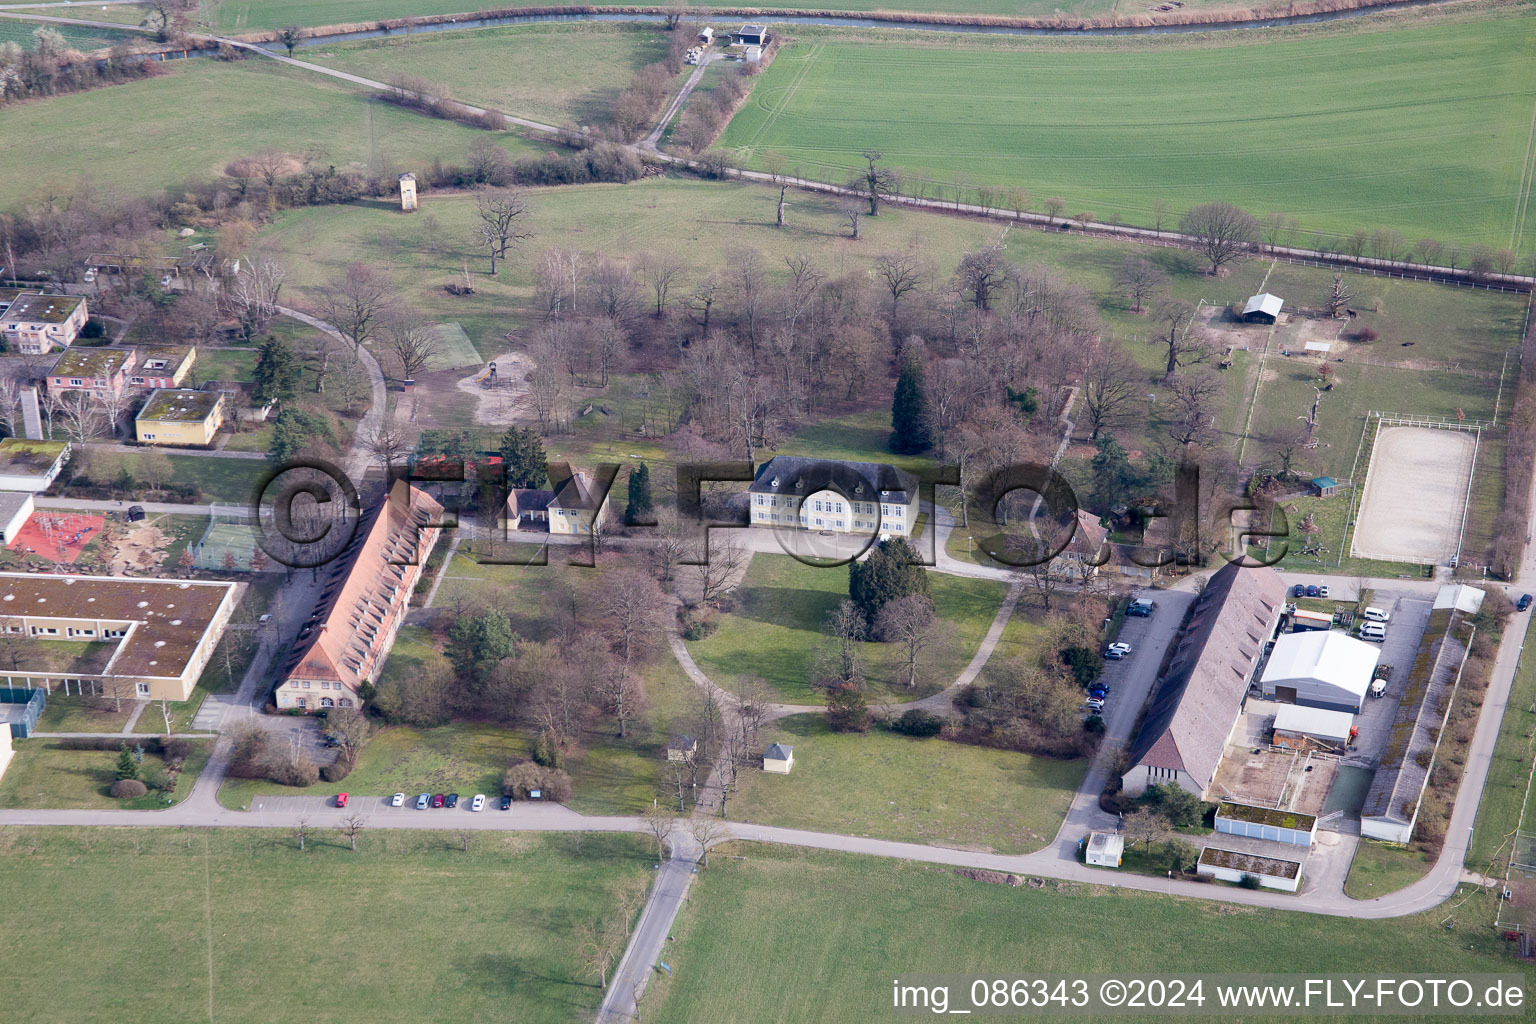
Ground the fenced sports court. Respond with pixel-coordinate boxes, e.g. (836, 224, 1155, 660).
(192, 503, 267, 571)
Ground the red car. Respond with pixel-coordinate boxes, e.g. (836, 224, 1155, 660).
(431, 793, 446, 808)
(335, 792, 349, 808)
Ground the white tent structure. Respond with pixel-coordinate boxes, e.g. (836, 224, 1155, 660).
(1260, 630, 1379, 714)
(1273, 703, 1354, 749)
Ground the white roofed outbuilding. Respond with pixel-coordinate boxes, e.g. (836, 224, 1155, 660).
(1272, 703, 1355, 748)
(1260, 630, 1379, 714)
(1241, 292, 1284, 323)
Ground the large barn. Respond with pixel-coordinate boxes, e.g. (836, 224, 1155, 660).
(1259, 630, 1379, 714)
(1122, 562, 1288, 800)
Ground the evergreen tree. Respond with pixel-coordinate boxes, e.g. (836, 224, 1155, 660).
(115, 742, 139, 782)
(1089, 433, 1134, 511)
(445, 611, 520, 688)
(889, 352, 932, 454)
(498, 426, 548, 490)
(625, 463, 654, 524)
(267, 408, 336, 464)
(251, 334, 303, 406)
(849, 538, 930, 622)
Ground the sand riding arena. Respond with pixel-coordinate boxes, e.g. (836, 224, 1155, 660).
(1350, 424, 1478, 565)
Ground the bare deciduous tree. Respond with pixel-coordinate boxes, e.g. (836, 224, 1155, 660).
(292, 815, 313, 851)
(1079, 339, 1143, 441)
(472, 186, 533, 275)
(955, 245, 1015, 312)
(689, 817, 732, 867)
(636, 250, 684, 318)
(874, 594, 940, 689)
(1164, 371, 1225, 449)
(1152, 299, 1201, 378)
(1323, 272, 1357, 318)
(690, 534, 746, 608)
(642, 803, 676, 859)
(224, 257, 286, 341)
(383, 308, 439, 384)
(316, 262, 391, 353)
(854, 149, 899, 216)
(337, 813, 366, 851)
(1179, 201, 1258, 274)
(874, 250, 925, 324)
(1113, 254, 1167, 313)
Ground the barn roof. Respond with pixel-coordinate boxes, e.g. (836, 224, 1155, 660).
(1127, 562, 1287, 793)
(1242, 293, 1283, 317)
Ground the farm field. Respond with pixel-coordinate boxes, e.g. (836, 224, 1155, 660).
(0, 57, 541, 207)
(686, 553, 1009, 704)
(305, 23, 673, 128)
(732, 713, 1084, 852)
(0, 827, 649, 1024)
(644, 844, 1517, 1022)
(0, 15, 134, 48)
(197, 0, 1262, 33)
(718, 10, 1536, 251)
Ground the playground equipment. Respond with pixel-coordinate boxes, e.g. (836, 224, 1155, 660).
(472, 361, 499, 387)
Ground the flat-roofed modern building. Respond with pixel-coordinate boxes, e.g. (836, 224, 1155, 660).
(135, 388, 226, 446)
(3, 292, 87, 353)
(0, 572, 238, 701)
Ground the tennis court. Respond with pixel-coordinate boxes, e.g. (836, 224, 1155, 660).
(428, 322, 481, 370)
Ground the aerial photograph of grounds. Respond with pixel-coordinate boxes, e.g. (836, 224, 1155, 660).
(0, 0, 1534, 1020)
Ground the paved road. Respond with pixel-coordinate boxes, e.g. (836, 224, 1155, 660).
(597, 841, 699, 1024)
(36, 496, 212, 516)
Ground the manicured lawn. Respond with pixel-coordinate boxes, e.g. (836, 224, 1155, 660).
(732, 714, 1083, 853)
(33, 694, 134, 733)
(309, 23, 673, 127)
(1344, 839, 1435, 900)
(0, 827, 650, 1024)
(219, 722, 528, 808)
(1468, 615, 1536, 871)
(0, 58, 540, 206)
(687, 553, 1008, 704)
(721, 11, 1536, 250)
(190, 347, 260, 384)
(0, 739, 211, 810)
(644, 844, 1518, 1022)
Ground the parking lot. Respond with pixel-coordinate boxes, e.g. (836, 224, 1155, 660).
(1344, 593, 1432, 766)
(1094, 589, 1197, 750)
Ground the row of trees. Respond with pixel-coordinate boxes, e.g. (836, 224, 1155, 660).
(0, 30, 162, 107)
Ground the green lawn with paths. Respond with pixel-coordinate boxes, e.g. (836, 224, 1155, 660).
(732, 713, 1083, 853)
(0, 57, 541, 206)
(307, 23, 673, 128)
(0, 826, 649, 1024)
(686, 552, 1008, 705)
(644, 844, 1520, 1023)
(720, 9, 1536, 251)
(0, 739, 211, 810)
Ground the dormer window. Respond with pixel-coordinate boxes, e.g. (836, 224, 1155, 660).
(769, 476, 779, 487)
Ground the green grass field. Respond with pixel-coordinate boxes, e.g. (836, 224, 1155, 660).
(1468, 615, 1536, 870)
(733, 713, 1083, 852)
(1344, 838, 1434, 900)
(0, 15, 134, 49)
(720, 10, 1536, 251)
(306, 23, 673, 127)
(645, 844, 1519, 1022)
(0, 57, 539, 206)
(196, 0, 1260, 32)
(0, 826, 649, 1024)
(0, 739, 210, 810)
(687, 553, 1008, 704)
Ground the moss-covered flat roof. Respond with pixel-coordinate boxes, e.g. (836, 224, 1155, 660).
(50, 347, 130, 378)
(1199, 847, 1301, 879)
(1216, 802, 1317, 831)
(0, 439, 68, 475)
(6, 292, 83, 324)
(137, 345, 194, 370)
(137, 388, 221, 422)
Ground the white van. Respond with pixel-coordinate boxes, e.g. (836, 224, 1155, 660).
(1363, 607, 1390, 623)
(1360, 622, 1386, 642)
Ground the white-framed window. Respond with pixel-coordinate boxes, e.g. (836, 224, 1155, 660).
(339, 698, 353, 707)
(813, 501, 823, 512)
(302, 680, 311, 689)
(69, 378, 83, 386)
(296, 698, 307, 709)
(881, 505, 889, 516)
(136, 682, 151, 696)
(321, 697, 334, 708)
(815, 518, 823, 526)
(892, 506, 903, 518)
(754, 495, 763, 505)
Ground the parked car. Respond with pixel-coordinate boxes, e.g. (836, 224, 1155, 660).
(500, 794, 513, 811)
(335, 792, 348, 808)
(471, 794, 486, 812)
(1107, 642, 1132, 656)
(1318, 584, 1330, 598)
(1126, 599, 1156, 617)
(1103, 648, 1126, 661)
(1305, 585, 1320, 597)
(416, 793, 431, 810)
(431, 793, 445, 808)
(127, 505, 146, 522)
(1291, 584, 1306, 598)
(1088, 687, 1107, 701)
(1086, 698, 1105, 712)
(391, 793, 405, 807)
(1520, 594, 1533, 612)
(1090, 682, 1112, 695)
(445, 793, 459, 808)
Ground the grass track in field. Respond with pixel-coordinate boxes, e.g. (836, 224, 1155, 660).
(0, 58, 541, 207)
(0, 827, 648, 1024)
(719, 10, 1536, 250)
